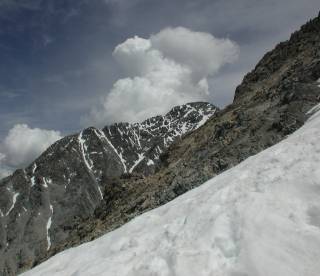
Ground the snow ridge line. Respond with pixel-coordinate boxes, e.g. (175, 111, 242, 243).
(78, 131, 103, 199)
(30, 177, 36, 187)
(195, 111, 215, 129)
(129, 153, 145, 173)
(32, 163, 37, 174)
(29, 163, 38, 187)
(78, 131, 94, 172)
(43, 178, 48, 188)
(6, 192, 20, 216)
(93, 129, 128, 173)
(46, 204, 53, 251)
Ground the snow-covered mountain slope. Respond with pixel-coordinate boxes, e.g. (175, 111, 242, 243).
(22, 106, 320, 276)
(102, 102, 217, 175)
(0, 102, 217, 275)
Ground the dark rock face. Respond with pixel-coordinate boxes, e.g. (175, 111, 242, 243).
(51, 12, 320, 264)
(0, 102, 217, 275)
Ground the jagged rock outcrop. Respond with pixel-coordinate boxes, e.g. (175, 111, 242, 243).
(0, 102, 217, 275)
(54, 12, 320, 262)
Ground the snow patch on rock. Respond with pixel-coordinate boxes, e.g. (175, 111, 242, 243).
(46, 204, 54, 251)
(6, 192, 19, 216)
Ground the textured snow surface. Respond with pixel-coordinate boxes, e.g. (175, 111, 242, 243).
(22, 108, 320, 276)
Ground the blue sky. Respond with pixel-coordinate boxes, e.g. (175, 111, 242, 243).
(0, 0, 319, 140)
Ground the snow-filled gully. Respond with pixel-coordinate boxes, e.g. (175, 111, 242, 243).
(93, 128, 128, 173)
(46, 204, 54, 251)
(78, 131, 103, 199)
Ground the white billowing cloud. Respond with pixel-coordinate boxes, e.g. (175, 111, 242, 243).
(2, 124, 62, 168)
(85, 27, 239, 125)
(150, 27, 239, 80)
(0, 124, 62, 179)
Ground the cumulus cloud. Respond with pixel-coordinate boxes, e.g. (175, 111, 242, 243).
(0, 124, 62, 179)
(84, 27, 239, 125)
(151, 27, 239, 80)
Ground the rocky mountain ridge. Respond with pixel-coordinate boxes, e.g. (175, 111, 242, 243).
(0, 102, 217, 275)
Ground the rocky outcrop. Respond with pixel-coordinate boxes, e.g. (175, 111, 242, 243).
(0, 102, 217, 275)
(157, 12, 320, 193)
